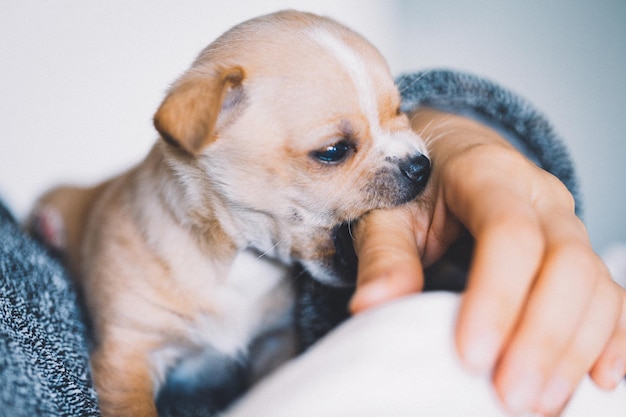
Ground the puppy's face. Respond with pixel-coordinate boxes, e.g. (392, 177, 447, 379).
(154, 11, 430, 286)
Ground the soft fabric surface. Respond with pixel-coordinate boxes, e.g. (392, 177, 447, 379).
(0, 201, 99, 417)
(230, 292, 626, 417)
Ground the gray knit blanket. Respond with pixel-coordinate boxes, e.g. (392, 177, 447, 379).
(0, 204, 99, 416)
(0, 70, 577, 416)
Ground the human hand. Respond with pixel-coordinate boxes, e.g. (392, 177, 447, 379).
(350, 108, 626, 415)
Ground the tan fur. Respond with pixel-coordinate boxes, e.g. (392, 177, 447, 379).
(29, 11, 430, 416)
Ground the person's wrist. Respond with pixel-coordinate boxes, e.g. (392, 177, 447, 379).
(408, 107, 513, 160)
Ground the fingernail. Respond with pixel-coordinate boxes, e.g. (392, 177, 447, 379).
(463, 328, 500, 373)
(504, 370, 542, 415)
(537, 375, 571, 413)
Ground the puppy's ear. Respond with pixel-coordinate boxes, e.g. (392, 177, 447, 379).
(153, 67, 245, 154)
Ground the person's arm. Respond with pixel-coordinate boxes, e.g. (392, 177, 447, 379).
(350, 107, 626, 416)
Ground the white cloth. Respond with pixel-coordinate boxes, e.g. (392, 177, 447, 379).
(226, 292, 626, 417)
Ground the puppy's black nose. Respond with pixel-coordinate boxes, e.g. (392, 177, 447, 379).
(400, 154, 431, 189)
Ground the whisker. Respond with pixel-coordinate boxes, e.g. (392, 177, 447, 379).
(347, 219, 355, 241)
(293, 268, 309, 280)
(411, 115, 436, 136)
(397, 69, 432, 95)
(411, 113, 460, 152)
(424, 130, 455, 150)
(256, 240, 283, 259)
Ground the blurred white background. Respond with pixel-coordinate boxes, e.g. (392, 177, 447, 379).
(1, 0, 624, 253)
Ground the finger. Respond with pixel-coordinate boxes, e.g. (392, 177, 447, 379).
(591, 291, 626, 390)
(439, 148, 548, 373)
(533, 280, 622, 414)
(493, 241, 598, 413)
(455, 205, 545, 374)
(349, 207, 425, 314)
(492, 210, 614, 414)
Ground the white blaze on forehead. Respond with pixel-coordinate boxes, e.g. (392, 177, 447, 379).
(306, 28, 428, 157)
(307, 28, 385, 138)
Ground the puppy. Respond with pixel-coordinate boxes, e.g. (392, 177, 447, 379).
(29, 10, 430, 417)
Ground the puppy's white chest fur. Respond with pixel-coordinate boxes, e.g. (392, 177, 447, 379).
(202, 249, 295, 354)
(151, 248, 296, 388)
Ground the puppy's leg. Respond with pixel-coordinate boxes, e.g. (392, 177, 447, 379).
(91, 331, 161, 417)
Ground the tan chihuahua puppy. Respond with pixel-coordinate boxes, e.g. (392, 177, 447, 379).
(29, 10, 430, 416)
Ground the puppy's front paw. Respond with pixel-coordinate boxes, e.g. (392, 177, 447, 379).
(28, 205, 66, 252)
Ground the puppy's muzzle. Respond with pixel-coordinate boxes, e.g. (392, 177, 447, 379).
(396, 153, 431, 204)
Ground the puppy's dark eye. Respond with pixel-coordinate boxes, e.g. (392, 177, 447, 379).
(312, 141, 352, 164)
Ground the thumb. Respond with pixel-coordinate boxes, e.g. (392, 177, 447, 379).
(349, 207, 425, 314)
